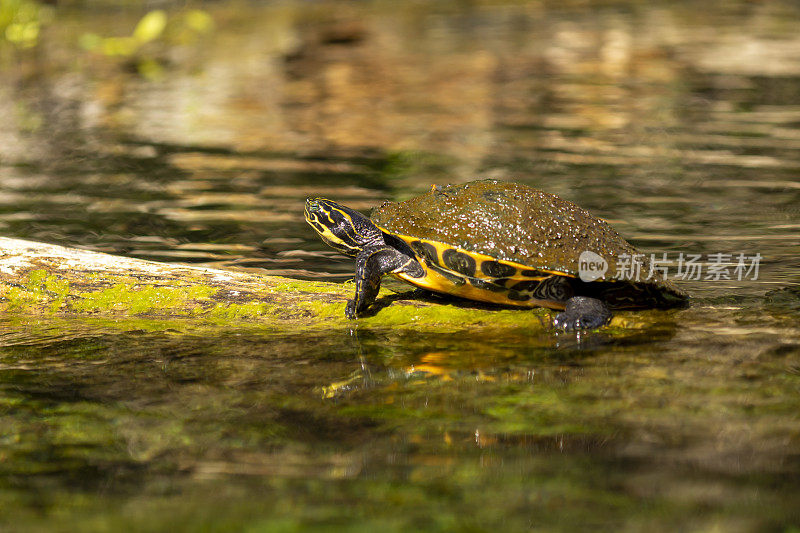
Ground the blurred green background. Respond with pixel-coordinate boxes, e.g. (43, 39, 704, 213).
(1, 1, 800, 531)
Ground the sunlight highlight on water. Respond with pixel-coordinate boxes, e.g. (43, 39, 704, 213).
(0, 1, 799, 530)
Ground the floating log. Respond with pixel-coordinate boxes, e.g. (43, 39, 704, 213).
(0, 237, 550, 333)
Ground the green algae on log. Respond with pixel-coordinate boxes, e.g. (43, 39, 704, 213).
(0, 237, 550, 331)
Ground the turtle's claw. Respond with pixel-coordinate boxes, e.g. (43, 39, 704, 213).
(345, 300, 358, 319)
(554, 296, 611, 331)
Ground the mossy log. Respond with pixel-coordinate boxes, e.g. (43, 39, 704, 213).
(0, 237, 551, 333)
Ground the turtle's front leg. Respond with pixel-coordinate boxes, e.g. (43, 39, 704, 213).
(346, 246, 419, 319)
(553, 296, 612, 331)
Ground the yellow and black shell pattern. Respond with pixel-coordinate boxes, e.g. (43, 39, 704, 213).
(371, 180, 687, 310)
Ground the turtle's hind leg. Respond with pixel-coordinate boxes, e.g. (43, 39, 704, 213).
(553, 296, 611, 331)
(346, 246, 423, 319)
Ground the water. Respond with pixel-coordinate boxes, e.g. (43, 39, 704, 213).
(1, 1, 799, 530)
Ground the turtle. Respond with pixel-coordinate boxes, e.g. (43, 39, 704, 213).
(304, 179, 688, 330)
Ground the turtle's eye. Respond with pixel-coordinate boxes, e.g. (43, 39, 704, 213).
(306, 200, 321, 212)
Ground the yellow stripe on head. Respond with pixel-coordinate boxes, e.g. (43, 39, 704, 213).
(305, 197, 381, 257)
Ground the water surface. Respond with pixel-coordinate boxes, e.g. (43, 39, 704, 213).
(1, 1, 799, 530)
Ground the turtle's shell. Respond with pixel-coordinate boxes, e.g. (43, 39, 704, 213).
(371, 180, 686, 309)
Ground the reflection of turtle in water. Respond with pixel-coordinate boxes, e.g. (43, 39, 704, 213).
(304, 179, 688, 330)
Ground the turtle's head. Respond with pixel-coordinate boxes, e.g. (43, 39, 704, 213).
(304, 198, 383, 257)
